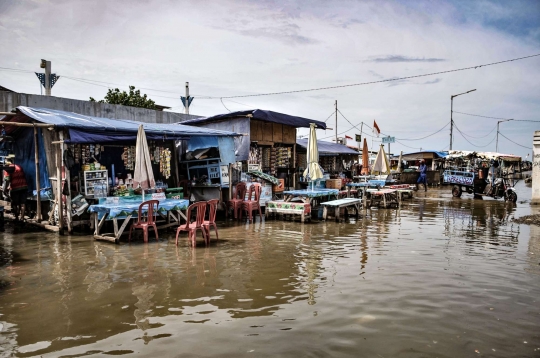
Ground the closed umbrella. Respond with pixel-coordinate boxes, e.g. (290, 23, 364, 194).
(397, 150, 403, 173)
(361, 138, 370, 175)
(303, 123, 323, 188)
(371, 144, 390, 175)
(133, 124, 155, 191)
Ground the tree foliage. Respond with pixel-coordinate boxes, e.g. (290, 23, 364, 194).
(90, 86, 156, 109)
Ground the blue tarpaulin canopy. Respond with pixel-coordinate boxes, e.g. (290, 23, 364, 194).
(2, 106, 239, 142)
(181, 109, 327, 130)
(296, 139, 359, 156)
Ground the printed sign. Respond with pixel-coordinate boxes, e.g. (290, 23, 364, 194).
(444, 174, 474, 186)
(355, 134, 361, 142)
(220, 165, 230, 186)
(151, 192, 166, 200)
(382, 136, 395, 144)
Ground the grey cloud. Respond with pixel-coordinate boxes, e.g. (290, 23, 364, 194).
(237, 26, 318, 45)
(423, 78, 442, 85)
(369, 55, 446, 63)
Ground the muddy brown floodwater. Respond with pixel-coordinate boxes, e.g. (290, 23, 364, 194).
(0, 183, 539, 357)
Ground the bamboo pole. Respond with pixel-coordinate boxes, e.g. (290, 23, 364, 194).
(1, 122, 54, 128)
(33, 125, 41, 222)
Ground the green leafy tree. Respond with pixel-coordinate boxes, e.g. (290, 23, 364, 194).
(90, 86, 156, 109)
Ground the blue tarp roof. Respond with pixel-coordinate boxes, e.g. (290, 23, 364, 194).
(180, 109, 327, 130)
(296, 139, 359, 156)
(391, 150, 448, 160)
(1, 106, 238, 142)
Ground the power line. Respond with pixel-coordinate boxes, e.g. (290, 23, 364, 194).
(220, 98, 231, 112)
(395, 140, 421, 150)
(457, 124, 497, 139)
(453, 123, 496, 148)
(454, 111, 540, 122)
(324, 110, 336, 123)
(498, 132, 533, 150)
(200, 53, 540, 99)
(396, 122, 450, 141)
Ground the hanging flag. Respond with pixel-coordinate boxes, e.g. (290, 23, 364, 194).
(345, 135, 353, 140)
(373, 120, 381, 137)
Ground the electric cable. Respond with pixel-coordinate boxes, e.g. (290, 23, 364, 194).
(456, 124, 497, 139)
(220, 98, 231, 112)
(498, 132, 533, 150)
(454, 111, 540, 122)
(453, 123, 497, 148)
(200, 53, 540, 99)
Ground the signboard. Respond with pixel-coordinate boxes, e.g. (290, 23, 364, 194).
(220, 165, 230, 186)
(355, 134, 361, 143)
(151, 192, 166, 200)
(382, 136, 395, 144)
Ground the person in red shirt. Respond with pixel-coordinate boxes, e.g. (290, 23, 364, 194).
(2, 156, 28, 221)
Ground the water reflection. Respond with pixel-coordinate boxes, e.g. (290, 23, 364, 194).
(0, 187, 538, 357)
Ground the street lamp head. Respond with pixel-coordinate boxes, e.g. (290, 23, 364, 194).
(466, 89, 477, 93)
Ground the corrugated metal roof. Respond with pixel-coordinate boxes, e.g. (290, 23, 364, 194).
(296, 139, 359, 156)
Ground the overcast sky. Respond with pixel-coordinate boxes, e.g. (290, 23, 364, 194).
(1, 0, 539, 158)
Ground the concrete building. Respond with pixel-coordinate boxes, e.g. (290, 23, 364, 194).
(0, 90, 200, 124)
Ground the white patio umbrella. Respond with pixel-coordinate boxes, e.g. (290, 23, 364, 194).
(371, 144, 390, 175)
(303, 123, 323, 189)
(133, 124, 155, 191)
(397, 151, 403, 173)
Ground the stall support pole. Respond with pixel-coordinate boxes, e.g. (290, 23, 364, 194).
(61, 131, 72, 233)
(173, 141, 180, 187)
(292, 143, 296, 190)
(33, 125, 41, 222)
(56, 132, 64, 232)
(228, 164, 232, 201)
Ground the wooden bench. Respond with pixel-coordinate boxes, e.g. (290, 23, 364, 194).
(265, 201, 311, 222)
(321, 198, 362, 221)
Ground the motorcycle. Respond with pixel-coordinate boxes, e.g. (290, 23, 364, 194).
(444, 169, 518, 202)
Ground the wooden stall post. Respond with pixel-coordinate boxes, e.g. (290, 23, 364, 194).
(60, 131, 73, 233)
(292, 143, 296, 190)
(228, 163, 233, 201)
(33, 124, 41, 222)
(56, 132, 64, 232)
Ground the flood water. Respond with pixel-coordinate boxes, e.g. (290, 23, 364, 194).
(0, 183, 539, 357)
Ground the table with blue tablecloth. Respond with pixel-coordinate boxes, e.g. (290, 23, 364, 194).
(283, 188, 339, 205)
(88, 197, 190, 243)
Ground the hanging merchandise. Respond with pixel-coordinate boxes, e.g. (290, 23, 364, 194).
(122, 146, 136, 170)
(160, 148, 171, 179)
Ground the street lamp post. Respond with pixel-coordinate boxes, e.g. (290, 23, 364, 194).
(450, 89, 476, 150)
(496, 119, 513, 152)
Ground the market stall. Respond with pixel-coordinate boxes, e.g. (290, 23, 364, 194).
(181, 109, 327, 206)
(392, 150, 447, 185)
(296, 139, 359, 189)
(0, 106, 239, 235)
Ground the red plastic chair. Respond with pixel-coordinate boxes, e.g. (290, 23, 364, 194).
(203, 199, 219, 243)
(176, 201, 208, 247)
(128, 200, 159, 243)
(226, 182, 247, 219)
(240, 183, 263, 222)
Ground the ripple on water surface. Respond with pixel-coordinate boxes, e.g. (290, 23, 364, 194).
(0, 185, 538, 357)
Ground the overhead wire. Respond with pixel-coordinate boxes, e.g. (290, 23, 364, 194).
(456, 124, 497, 139)
(220, 98, 231, 112)
(498, 132, 533, 150)
(454, 111, 540, 122)
(3, 53, 539, 100)
(200, 53, 540, 99)
(453, 123, 496, 148)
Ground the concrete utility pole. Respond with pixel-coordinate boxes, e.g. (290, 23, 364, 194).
(185, 82, 190, 114)
(450, 89, 476, 150)
(533, 131, 540, 205)
(40, 59, 51, 96)
(496, 119, 513, 152)
(335, 100, 338, 143)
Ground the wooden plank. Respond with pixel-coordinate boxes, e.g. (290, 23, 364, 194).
(272, 123, 283, 143)
(262, 121, 273, 143)
(282, 125, 296, 144)
(250, 120, 261, 141)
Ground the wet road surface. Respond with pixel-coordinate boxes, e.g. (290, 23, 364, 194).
(0, 183, 539, 357)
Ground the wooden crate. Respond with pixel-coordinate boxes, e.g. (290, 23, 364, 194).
(326, 179, 342, 189)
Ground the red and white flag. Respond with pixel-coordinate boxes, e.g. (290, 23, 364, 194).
(345, 135, 353, 140)
(373, 120, 381, 137)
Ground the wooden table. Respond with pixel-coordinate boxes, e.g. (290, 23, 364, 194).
(366, 189, 399, 208)
(88, 198, 189, 243)
(321, 198, 362, 221)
